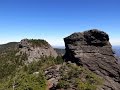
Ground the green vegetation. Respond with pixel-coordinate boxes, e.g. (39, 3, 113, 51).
(0, 55, 64, 90)
(0, 42, 103, 90)
(57, 63, 103, 90)
(0, 59, 44, 89)
(0, 49, 28, 80)
(0, 56, 47, 90)
(23, 56, 64, 74)
(28, 39, 49, 47)
(13, 71, 46, 90)
(0, 69, 46, 90)
(0, 42, 64, 90)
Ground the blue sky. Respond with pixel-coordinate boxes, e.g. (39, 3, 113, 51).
(0, 0, 120, 46)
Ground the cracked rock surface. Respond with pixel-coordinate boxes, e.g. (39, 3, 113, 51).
(17, 39, 58, 63)
(64, 29, 120, 90)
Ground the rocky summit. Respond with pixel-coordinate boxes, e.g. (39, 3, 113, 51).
(17, 39, 58, 63)
(64, 29, 120, 90)
(0, 30, 120, 90)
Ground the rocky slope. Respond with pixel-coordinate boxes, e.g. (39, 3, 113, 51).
(0, 31, 120, 90)
(0, 39, 59, 90)
(64, 29, 120, 90)
(0, 38, 105, 90)
(17, 39, 58, 63)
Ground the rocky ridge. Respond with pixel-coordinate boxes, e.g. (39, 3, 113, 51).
(0, 30, 120, 90)
(64, 29, 120, 90)
(17, 39, 58, 63)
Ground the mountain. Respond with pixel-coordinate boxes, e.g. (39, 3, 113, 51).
(64, 29, 120, 90)
(0, 38, 105, 90)
(0, 30, 120, 90)
(54, 48, 65, 56)
(0, 39, 60, 90)
(18, 39, 58, 63)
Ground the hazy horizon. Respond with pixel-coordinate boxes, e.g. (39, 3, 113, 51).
(0, 0, 120, 46)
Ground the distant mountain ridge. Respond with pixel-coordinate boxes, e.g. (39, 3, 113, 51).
(112, 46, 120, 57)
(112, 46, 120, 63)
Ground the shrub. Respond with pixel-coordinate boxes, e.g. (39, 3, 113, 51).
(28, 39, 49, 47)
(0, 70, 46, 90)
(57, 63, 103, 90)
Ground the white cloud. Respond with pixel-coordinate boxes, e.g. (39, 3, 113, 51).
(0, 40, 13, 44)
(46, 39, 65, 47)
(110, 39, 120, 46)
(49, 38, 120, 46)
(0, 38, 119, 47)
(0, 38, 20, 44)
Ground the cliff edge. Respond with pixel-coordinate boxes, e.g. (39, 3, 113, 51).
(64, 29, 120, 90)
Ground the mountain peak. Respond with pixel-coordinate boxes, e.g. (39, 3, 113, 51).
(64, 29, 120, 90)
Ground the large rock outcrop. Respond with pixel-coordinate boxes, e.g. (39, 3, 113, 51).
(64, 29, 120, 90)
(17, 39, 58, 63)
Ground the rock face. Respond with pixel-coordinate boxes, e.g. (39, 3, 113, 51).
(64, 29, 120, 90)
(17, 39, 58, 63)
(45, 65, 62, 89)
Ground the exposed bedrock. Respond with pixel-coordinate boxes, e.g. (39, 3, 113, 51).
(64, 29, 120, 90)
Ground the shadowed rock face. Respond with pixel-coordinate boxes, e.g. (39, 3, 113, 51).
(84, 30, 109, 46)
(64, 29, 120, 90)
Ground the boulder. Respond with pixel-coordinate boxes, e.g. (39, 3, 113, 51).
(64, 29, 120, 90)
(45, 65, 62, 89)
